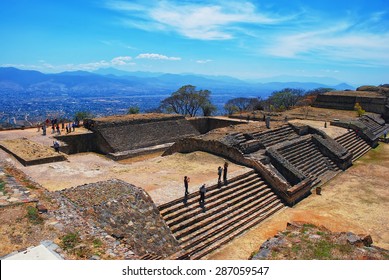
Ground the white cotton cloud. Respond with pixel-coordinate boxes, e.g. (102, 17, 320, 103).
(111, 56, 133, 65)
(136, 53, 181, 60)
(196, 59, 212, 64)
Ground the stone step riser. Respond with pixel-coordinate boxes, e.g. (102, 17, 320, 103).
(259, 131, 296, 144)
(258, 129, 295, 141)
(164, 180, 265, 223)
(175, 199, 282, 259)
(335, 133, 358, 145)
(177, 194, 277, 247)
(345, 142, 370, 156)
(180, 196, 280, 251)
(176, 191, 275, 242)
(170, 186, 272, 232)
(287, 146, 322, 164)
(278, 140, 310, 154)
(281, 142, 314, 158)
(298, 160, 328, 174)
(352, 146, 371, 161)
(340, 136, 365, 149)
(252, 125, 292, 137)
(335, 131, 355, 141)
(185, 202, 285, 260)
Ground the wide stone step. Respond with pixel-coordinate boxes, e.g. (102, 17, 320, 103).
(335, 131, 355, 144)
(352, 145, 371, 161)
(281, 141, 313, 158)
(169, 184, 270, 232)
(262, 135, 300, 147)
(348, 139, 370, 153)
(306, 163, 332, 178)
(158, 170, 256, 213)
(259, 128, 296, 143)
(164, 177, 264, 223)
(278, 139, 310, 155)
(298, 157, 328, 173)
(177, 189, 276, 244)
(290, 148, 325, 167)
(341, 136, 364, 150)
(186, 200, 285, 260)
(286, 144, 320, 163)
(253, 125, 292, 138)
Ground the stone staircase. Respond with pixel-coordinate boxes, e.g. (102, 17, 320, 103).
(359, 115, 389, 137)
(252, 125, 300, 148)
(158, 170, 285, 260)
(277, 138, 340, 185)
(140, 253, 163, 260)
(335, 131, 371, 161)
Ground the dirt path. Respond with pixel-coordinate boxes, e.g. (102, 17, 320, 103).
(206, 144, 389, 259)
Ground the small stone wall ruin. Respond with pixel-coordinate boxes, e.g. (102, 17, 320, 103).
(59, 179, 180, 257)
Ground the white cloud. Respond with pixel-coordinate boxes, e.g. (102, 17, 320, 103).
(263, 17, 389, 67)
(110, 56, 133, 65)
(196, 59, 212, 64)
(106, 0, 290, 40)
(136, 53, 181, 61)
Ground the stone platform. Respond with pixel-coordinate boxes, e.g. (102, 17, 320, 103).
(0, 139, 66, 166)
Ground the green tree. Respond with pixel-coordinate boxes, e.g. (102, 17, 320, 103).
(160, 85, 215, 117)
(224, 97, 263, 115)
(268, 88, 305, 110)
(127, 106, 140, 114)
(75, 111, 94, 121)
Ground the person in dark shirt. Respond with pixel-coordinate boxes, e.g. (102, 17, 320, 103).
(184, 176, 190, 196)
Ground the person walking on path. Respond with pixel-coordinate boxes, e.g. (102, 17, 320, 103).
(223, 161, 229, 183)
(184, 176, 190, 196)
(199, 184, 207, 207)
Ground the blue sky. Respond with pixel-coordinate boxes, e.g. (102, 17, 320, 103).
(1, 0, 389, 85)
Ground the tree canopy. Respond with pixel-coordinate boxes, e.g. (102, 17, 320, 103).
(267, 88, 305, 111)
(160, 85, 215, 117)
(224, 97, 263, 115)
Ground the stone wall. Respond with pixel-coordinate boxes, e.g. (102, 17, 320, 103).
(266, 140, 308, 186)
(55, 133, 96, 155)
(313, 93, 389, 121)
(188, 117, 247, 134)
(311, 134, 352, 170)
(60, 179, 180, 257)
(87, 114, 200, 154)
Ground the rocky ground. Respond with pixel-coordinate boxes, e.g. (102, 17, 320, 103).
(251, 221, 389, 260)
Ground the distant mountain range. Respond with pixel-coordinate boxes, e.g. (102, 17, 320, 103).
(0, 67, 354, 98)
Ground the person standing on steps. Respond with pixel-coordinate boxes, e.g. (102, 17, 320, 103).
(223, 161, 229, 184)
(184, 176, 190, 196)
(217, 166, 222, 183)
(199, 184, 207, 206)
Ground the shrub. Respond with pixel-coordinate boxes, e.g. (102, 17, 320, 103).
(61, 232, 81, 251)
(354, 103, 365, 117)
(26, 206, 43, 224)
